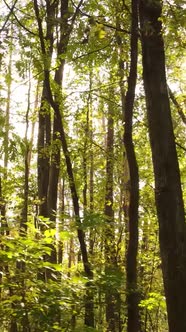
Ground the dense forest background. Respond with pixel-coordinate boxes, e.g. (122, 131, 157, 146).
(0, 0, 185, 331)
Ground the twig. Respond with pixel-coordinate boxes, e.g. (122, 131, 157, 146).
(175, 141, 186, 152)
(168, 85, 186, 125)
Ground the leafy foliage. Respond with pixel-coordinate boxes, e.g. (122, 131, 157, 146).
(0, 0, 185, 331)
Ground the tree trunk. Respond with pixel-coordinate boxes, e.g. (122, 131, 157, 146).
(104, 86, 120, 332)
(46, 83, 62, 269)
(44, 122, 60, 277)
(118, 0, 140, 330)
(58, 177, 65, 264)
(37, 0, 55, 219)
(82, 84, 95, 328)
(88, 70, 95, 256)
(37, 89, 51, 218)
(139, 1, 186, 331)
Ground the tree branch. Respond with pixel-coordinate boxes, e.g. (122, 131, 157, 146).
(3, 0, 38, 36)
(72, 43, 111, 61)
(71, 0, 130, 34)
(168, 85, 186, 125)
(1, 0, 18, 33)
(70, 0, 84, 28)
(175, 141, 186, 152)
(33, 0, 46, 56)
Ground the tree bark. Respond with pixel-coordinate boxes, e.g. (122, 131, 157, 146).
(104, 86, 121, 332)
(37, 0, 55, 218)
(88, 70, 95, 256)
(119, 0, 140, 330)
(37, 89, 51, 218)
(139, 1, 186, 331)
(81, 83, 95, 327)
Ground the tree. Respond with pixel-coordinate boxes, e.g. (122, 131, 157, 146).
(104, 84, 119, 332)
(122, 1, 140, 331)
(139, 0, 186, 331)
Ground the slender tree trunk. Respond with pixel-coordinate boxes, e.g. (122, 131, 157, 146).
(46, 111, 61, 268)
(2, 14, 13, 233)
(16, 64, 33, 332)
(82, 88, 95, 328)
(4, 11, 13, 175)
(3, 18, 19, 332)
(139, 1, 186, 331)
(20, 64, 32, 233)
(104, 86, 120, 332)
(9, 320, 18, 332)
(58, 177, 65, 264)
(82, 107, 88, 213)
(88, 70, 95, 256)
(120, 1, 140, 331)
(0, 176, 4, 295)
(37, 88, 51, 218)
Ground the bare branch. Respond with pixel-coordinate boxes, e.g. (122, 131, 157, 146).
(168, 85, 186, 125)
(175, 141, 186, 152)
(0, 0, 18, 33)
(3, 0, 38, 36)
(72, 43, 111, 61)
(70, 0, 84, 28)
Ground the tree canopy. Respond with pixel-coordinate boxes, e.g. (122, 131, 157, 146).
(0, 0, 185, 331)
